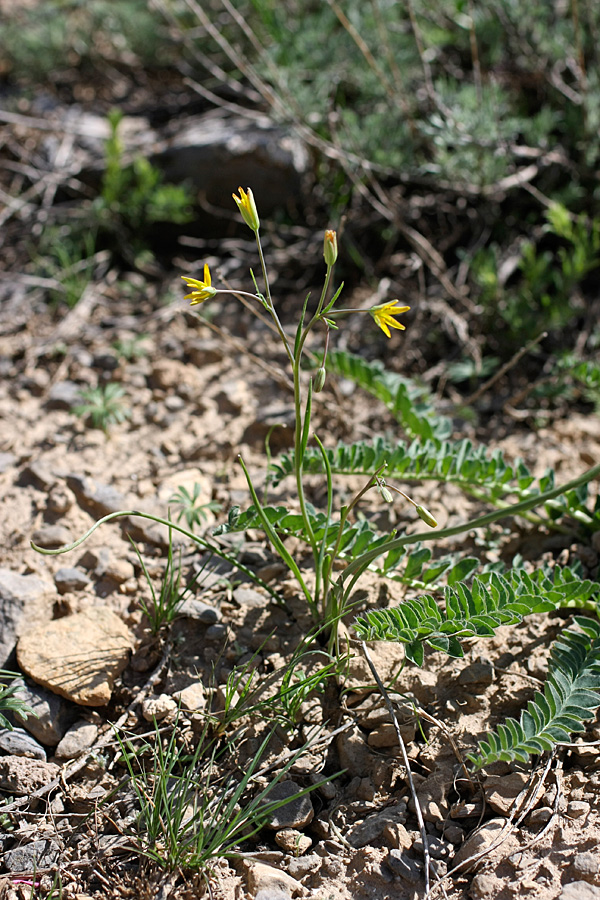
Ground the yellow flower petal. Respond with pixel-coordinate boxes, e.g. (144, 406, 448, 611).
(181, 264, 216, 305)
(232, 186, 260, 232)
(370, 300, 410, 338)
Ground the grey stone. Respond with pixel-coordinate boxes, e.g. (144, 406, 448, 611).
(285, 853, 321, 879)
(4, 838, 61, 872)
(54, 567, 92, 594)
(13, 681, 72, 746)
(22, 461, 56, 490)
(244, 860, 303, 898)
(54, 719, 99, 759)
(453, 818, 506, 871)
(0, 728, 46, 760)
(567, 800, 590, 819)
(156, 113, 309, 217)
(47, 380, 81, 410)
(571, 851, 600, 882)
(233, 586, 266, 608)
(205, 623, 228, 642)
(347, 805, 408, 848)
(31, 524, 72, 549)
(261, 780, 314, 830)
(386, 850, 422, 883)
(526, 806, 553, 825)
(66, 474, 128, 516)
(0, 569, 56, 668)
(178, 597, 220, 624)
(0, 452, 16, 473)
(560, 884, 600, 900)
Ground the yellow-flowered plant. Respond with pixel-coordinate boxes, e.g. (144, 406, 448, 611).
(181, 187, 425, 648)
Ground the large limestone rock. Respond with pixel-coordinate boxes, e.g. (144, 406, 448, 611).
(17, 607, 134, 706)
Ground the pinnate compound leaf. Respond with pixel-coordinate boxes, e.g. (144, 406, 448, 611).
(468, 617, 600, 770)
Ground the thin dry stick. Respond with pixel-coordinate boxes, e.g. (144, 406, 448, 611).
(360, 641, 432, 896)
(462, 331, 547, 407)
(430, 754, 555, 897)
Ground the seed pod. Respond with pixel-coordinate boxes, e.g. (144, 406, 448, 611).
(416, 505, 438, 528)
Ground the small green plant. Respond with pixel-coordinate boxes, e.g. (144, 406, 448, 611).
(114, 716, 326, 872)
(72, 383, 130, 432)
(112, 334, 150, 362)
(474, 203, 600, 344)
(0, 671, 37, 730)
(34, 227, 97, 310)
(131, 530, 206, 635)
(169, 484, 221, 532)
(95, 109, 193, 252)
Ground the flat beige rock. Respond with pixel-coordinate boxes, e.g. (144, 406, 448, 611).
(17, 607, 134, 707)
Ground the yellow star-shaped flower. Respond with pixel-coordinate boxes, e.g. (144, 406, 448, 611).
(370, 300, 410, 338)
(181, 264, 217, 305)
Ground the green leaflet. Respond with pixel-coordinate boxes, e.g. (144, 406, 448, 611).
(270, 436, 600, 531)
(468, 617, 600, 769)
(353, 569, 600, 661)
(322, 349, 452, 440)
(217, 501, 480, 588)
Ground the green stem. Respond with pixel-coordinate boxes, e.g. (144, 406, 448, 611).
(254, 232, 294, 368)
(290, 263, 336, 570)
(30, 509, 282, 603)
(339, 460, 600, 607)
(238, 457, 318, 619)
(322, 463, 387, 621)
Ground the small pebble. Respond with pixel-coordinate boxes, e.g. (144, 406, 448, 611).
(54, 567, 91, 594)
(567, 800, 590, 819)
(142, 694, 178, 722)
(0, 728, 46, 760)
(31, 524, 72, 549)
(55, 720, 99, 759)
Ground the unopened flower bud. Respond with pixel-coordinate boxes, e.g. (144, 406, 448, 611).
(416, 505, 438, 528)
(232, 186, 260, 232)
(380, 485, 394, 503)
(323, 229, 338, 266)
(314, 366, 327, 392)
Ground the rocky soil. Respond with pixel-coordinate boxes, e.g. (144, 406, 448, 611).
(0, 275, 599, 900)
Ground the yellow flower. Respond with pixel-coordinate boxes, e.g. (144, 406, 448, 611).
(370, 300, 410, 338)
(232, 186, 260, 232)
(181, 264, 217, 305)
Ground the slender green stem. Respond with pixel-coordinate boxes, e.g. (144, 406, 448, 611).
(289, 263, 336, 569)
(315, 264, 333, 318)
(30, 509, 282, 603)
(238, 457, 318, 618)
(254, 232, 294, 368)
(339, 460, 600, 607)
(322, 463, 387, 621)
(313, 433, 334, 611)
